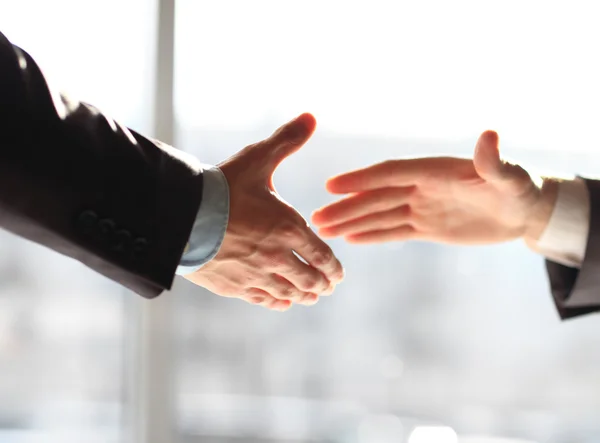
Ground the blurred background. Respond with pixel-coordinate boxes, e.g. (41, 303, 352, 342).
(0, 0, 599, 442)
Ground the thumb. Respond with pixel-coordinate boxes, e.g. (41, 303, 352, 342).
(473, 130, 533, 193)
(260, 113, 317, 173)
(473, 130, 504, 181)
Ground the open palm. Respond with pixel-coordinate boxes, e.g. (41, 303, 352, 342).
(312, 131, 543, 245)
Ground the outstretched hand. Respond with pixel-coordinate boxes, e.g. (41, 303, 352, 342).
(312, 131, 557, 246)
(186, 113, 345, 311)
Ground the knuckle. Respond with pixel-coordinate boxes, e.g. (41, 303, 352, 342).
(268, 253, 289, 270)
(405, 185, 418, 202)
(248, 295, 266, 305)
(241, 289, 266, 304)
(277, 222, 302, 240)
(278, 286, 296, 299)
(300, 276, 320, 290)
(312, 247, 334, 267)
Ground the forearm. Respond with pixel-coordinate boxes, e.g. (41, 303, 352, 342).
(0, 31, 205, 296)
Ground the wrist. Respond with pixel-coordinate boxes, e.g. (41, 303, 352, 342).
(523, 177, 560, 247)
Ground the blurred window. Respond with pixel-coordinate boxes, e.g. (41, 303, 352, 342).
(173, 1, 600, 442)
(0, 1, 156, 441)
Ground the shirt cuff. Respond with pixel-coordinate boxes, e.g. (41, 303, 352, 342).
(535, 177, 590, 268)
(176, 165, 229, 275)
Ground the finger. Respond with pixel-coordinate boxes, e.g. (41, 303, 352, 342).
(318, 206, 411, 238)
(257, 274, 316, 304)
(473, 130, 533, 193)
(473, 130, 503, 181)
(345, 225, 417, 244)
(326, 157, 443, 194)
(273, 252, 330, 295)
(292, 226, 345, 285)
(259, 113, 317, 173)
(325, 158, 442, 194)
(299, 293, 319, 306)
(242, 288, 292, 311)
(322, 283, 336, 296)
(312, 187, 413, 227)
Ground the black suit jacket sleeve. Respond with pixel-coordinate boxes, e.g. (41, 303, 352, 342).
(0, 31, 204, 297)
(546, 178, 600, 319)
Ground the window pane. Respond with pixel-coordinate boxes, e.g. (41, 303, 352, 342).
(0, 1, 156, 441)
(174, 2, 600, 442)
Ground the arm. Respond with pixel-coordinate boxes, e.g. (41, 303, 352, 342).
(0, 31, 344, 309)
(526, 178, 600, 319)
(312, 130, 597, 320)
(0, 31, 205, 297)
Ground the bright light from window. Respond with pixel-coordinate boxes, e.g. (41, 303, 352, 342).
(409, 426, 458, 443)
(176, 0, 600, 152)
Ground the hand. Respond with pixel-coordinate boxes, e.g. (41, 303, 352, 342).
(312, 130, 559, 246)
(185, 113, 344, 311)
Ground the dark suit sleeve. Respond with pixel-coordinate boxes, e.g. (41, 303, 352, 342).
(546, 178, 600, 319)
(0, 31, 204, 297)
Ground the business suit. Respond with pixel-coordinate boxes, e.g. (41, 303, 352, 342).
(547, 178, 600, 319)
(0, 31, 204, 297)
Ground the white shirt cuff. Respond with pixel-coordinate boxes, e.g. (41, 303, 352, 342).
(535, 178, 590, 268)
(176, 164, 229, 275)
